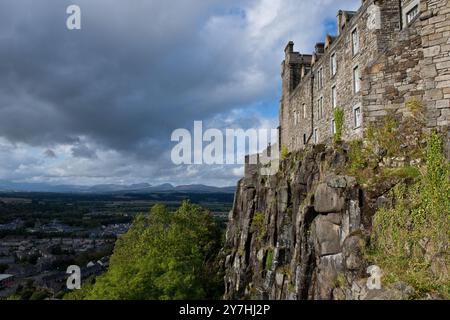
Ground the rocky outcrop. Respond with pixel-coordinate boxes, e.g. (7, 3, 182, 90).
(222, 144, 415, 300)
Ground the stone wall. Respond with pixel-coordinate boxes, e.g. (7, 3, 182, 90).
(280, 0, 450, 153)
(420, 0, 450, 156)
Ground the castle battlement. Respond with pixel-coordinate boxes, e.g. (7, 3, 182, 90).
(279, 0, 450, 153)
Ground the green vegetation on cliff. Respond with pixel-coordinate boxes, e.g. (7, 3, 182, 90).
(66, 201, 223, 300)
(333, 107, 344, 143)
(342, 101, 449, 298)
(370, 131, 450, 298)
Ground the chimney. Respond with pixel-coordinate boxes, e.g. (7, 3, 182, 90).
(337, 10, 344, 35)
(285, 41, 294, 55)
(315, 43, 325, 55)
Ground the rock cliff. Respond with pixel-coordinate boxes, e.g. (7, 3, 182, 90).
(222, 144, 417, 300)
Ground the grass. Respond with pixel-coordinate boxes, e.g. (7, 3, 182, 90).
(265, 248, 274, 271)
(250, 212, 266, 241)
(281, 145, 289, 161)
(342, 101, 449, 298)
(333, 107, 344, 143)
(368, 131, 450, 298)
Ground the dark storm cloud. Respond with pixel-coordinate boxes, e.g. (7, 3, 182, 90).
(71, 144, 97, 159)
(0, 0, 360, 185)
(44, 149, 57, 158)
(0, 0, 257, 155)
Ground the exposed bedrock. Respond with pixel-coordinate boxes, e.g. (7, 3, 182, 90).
(222, 145, 412, 300)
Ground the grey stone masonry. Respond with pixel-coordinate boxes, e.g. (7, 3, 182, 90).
(279, 0, 450, 153)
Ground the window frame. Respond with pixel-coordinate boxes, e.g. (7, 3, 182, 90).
(406, 5, 419, 25)
(330, 52, 337, 76)
(353, 105, 362, 129)
(317, 67, 323, 90)
(402, 0, 420, 29)
(331, 119, 336, 135)
(331, 85, 337, 109)
(317, 97, 323, 119)
(353, 65, 360, 93)
(351, 27, 359, 56)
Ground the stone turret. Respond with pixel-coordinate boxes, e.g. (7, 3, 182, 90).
(282, 42, 302, 95)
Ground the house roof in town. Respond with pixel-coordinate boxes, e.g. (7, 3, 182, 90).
(0, 274, 14, 281)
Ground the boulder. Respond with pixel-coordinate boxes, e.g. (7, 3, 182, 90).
(312, 213, 342, 256)
(314, 183, 345, 213)
(343, 234, 366, 271)
(314, 253, 344, 299)
(326, 176, 348, 189)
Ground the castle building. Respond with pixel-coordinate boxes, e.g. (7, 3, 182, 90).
(279, 0, 450, 152)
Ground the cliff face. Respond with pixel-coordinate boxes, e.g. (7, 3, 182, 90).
(223, 144, 414, 300)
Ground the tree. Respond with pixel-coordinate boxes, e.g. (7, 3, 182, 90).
(82, 201, 223, 300)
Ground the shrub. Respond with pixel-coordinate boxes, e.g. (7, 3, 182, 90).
(250, 212, 266, 241)
(370, 131, 450, 298)
(281, 145, 289, 161)
(265, 248, 274, 271)
(345, 102, 427, 187)
(333, 107, 344, 143)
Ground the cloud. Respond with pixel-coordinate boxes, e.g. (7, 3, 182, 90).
(44, 149, 57, 158)
(0, 0, 360, 186)
(71, 143, 98, 159)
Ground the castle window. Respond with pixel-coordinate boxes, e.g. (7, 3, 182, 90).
(331, 119, 336, 134)
(406, 5, 419, 25)
(331, 85, 337, 109)
(303, 103, 307, 119)
(303, 133, 307, 145)
(317, 97, 323, 119)
(352, 28, 359, 56)
(353, 65, 360, 93)
(313, 128, 318, 144)
(330, 53, 337, 76)
(353, 106, 361, 128)
(317, 67, 323, 89)
(402, 0, 420, 28)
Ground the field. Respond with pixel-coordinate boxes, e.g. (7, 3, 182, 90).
(0, 191, 234, 232)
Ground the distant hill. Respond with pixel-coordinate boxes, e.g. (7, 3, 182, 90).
(0, 180, 235, 194)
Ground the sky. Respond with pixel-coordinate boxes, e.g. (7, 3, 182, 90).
(0, 0, 360, 187)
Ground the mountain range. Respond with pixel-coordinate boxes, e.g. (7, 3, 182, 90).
(0, 180, 236, 194)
